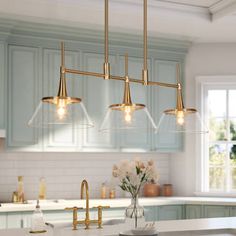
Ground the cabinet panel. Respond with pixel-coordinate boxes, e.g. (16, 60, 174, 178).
(204, 205, 230, 218)
(144, 206, 158, 221)
(7, 46, 40, 150)
(82, 53, 116, 150)
(230, 207, 236, 217)
(7, 213, 23, 229)
(0, 42, 5, 130)
(152, 60, 183, 152)
(0, 214, 7, 229)
(43, 49, 80, 151)
(158, 205, 183, 221)
(186, 205, 202, 219)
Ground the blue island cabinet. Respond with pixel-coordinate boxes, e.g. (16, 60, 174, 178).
(0, 42, 5, 131)
(0, 213, 6, 229)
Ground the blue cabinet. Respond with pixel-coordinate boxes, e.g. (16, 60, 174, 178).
(0, 214, 7, 229)
(7, 45, 41, 151)
(185, 205, 202, 219)
(0, 42, 5, 131)
(204, 205, 230, 218)
(157, 205, 184, 221)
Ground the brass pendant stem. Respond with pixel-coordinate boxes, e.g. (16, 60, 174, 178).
(142, 0, 148, 85)
(105, 0, 109, 64)
(176, 63, 184, 111)
(123, 77, 132, 105)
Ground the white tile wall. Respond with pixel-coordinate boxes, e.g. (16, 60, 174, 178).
(0, 148, 170, 202)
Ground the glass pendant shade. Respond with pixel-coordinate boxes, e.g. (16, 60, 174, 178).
(157, 108, 208, 134)
(99, 75, 157, 132)
(28, 96, 94, 128)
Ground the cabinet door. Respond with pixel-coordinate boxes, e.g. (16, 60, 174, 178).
(158, 205, 183, 221)
(117, 56, 152, 151)
(0, 42, 5, 130)
(204, 205, 230, 218)
(230, 207, 236, 217)
(144, 206, 158, 221)
(82, 52, 117, 151)
(186, 205, 202, 219)
(0, 214, 7, 229)
(43, 49, 81, 151)
(7, 45, 41, 151)
(152, 60, 183, 152)
(7, 213, 23, 229)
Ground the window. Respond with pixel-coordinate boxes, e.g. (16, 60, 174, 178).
(197, 76, 236, 194)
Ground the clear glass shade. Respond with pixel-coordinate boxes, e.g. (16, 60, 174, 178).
(157, 109, 208, 134)
(99, 104, 157, 132)
(28, 97, 94, 128)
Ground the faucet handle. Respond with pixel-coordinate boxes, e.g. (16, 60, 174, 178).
(65, 207, 83, 231)
(93, 206, 110, 229)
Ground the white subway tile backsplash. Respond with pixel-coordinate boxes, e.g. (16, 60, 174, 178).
(0, 152, 170, 202)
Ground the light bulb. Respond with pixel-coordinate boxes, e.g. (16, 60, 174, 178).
(57, 99, 67, 120)
(176, 110, 184, 126)
(124, 106, 132, 123)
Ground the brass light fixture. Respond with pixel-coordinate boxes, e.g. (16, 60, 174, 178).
(29, 0, 208, 134)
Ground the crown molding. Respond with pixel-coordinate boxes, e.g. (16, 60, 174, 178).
(0, 18, 191, 54)
(209, 0, 236, 21)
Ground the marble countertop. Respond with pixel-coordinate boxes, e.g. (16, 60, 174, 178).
(1, 217, 236, 236)
(1, 197, 236, 213)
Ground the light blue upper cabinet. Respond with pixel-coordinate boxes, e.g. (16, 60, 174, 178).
(7, 45, 41, 151)
(0, 42, 5, 130)
(152, 60, 183, 152)
(42, 49, 81, 151)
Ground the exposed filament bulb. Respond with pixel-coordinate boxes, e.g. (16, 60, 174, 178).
(124, 106, 133, 123)
(176, 110, 184, 126)
(57, 99, 67, 120)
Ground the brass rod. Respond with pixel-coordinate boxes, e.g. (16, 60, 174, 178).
(105, 0, 109, 63)
(129, 78, 145, 84)
(61, 42, 65, 67)
(125, 53, 128, 77)
(148, 81, 178, 89)
(143, 0, 147, 71)
(65, 68, 105, 78)
(176, 63, 180, 84)
(110, 75, 125, 81)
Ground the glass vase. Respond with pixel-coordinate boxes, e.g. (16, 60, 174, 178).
(125, 195, 144, 228)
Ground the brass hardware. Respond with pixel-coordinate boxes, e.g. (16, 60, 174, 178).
(103, 62, 110, 80)
(93, 206, 110, 228)
(142, 0, 148, 85)
(65, 207, 83, 230)
(12, 191, 18, 203)
(65, 180, 110, 230)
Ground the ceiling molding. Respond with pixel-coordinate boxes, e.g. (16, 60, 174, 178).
(112, 0, 210, 15)
(209, 0, 236, 21)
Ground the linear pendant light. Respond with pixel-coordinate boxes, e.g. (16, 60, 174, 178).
(28, 0, 207, 134)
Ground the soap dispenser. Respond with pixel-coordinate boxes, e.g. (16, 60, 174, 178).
(30, 200, 47, 234)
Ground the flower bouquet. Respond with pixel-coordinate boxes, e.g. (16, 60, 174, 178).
(112, 159, 159, 228)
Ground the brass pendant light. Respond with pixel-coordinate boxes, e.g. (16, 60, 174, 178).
(99, 54, 157, 132)
(156, 64, 208, 133)
(28, 42, 94, 128)
(28, 0, 207, 134)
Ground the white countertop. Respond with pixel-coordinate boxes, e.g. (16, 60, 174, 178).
(1, 197, 236, 213)
(1, 217, 236, 236)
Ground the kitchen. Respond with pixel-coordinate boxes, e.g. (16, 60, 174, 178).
(1, 0, 236, 235)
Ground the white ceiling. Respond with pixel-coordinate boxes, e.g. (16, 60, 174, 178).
(1, 0, 236, 43)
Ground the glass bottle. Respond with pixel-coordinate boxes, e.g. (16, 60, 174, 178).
(39, 177, 46, 200)
(17, 176, 25, 203)
(30, 200, 46, 233)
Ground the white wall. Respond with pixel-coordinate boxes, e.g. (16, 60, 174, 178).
(0, 139, 170, 202)
(170, 43, 236, 196)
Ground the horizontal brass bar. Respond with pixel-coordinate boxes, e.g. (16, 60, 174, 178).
(148, 81, 178, 89)
(65, 68, 105, 78)
(65, 67, 177, 88)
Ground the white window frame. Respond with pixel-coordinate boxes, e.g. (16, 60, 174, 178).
(196, 75, 236, 196)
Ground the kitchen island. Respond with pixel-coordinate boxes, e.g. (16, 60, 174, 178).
(0, 217, 236, 236)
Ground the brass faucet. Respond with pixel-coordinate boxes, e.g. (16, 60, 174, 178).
(80, 179, 90, 229)
(65, 179, 110, 230)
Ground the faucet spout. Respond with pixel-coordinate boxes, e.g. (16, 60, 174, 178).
(81, 179, 90, 229)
